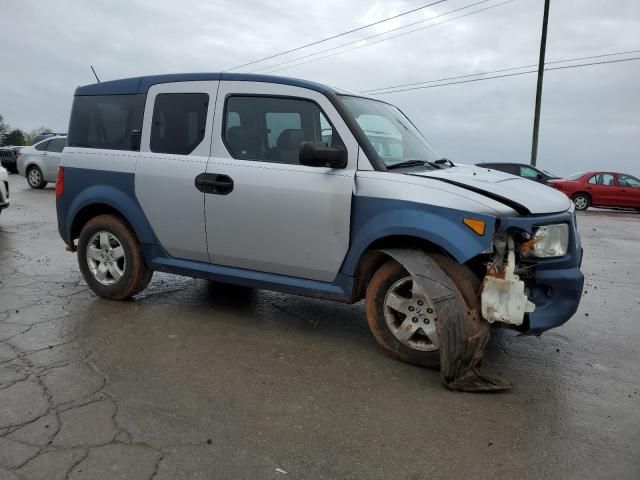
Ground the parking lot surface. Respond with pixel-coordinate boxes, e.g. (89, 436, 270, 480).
(1, 175, 639, 480)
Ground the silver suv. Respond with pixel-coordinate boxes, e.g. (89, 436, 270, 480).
(17, 136, 67, 188)
(55, 73, 584, 390)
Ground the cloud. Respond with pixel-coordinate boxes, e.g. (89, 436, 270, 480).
(1, 0, 638, 175)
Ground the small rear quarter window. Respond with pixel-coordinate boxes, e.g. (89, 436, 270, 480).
(67, 94, 145, 150)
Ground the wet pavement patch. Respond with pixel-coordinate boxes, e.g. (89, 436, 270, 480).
(1, 177, 640, 478)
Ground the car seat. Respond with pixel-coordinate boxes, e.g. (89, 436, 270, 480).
(274, 129, 305, 164)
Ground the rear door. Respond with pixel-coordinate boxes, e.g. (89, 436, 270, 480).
(43, 138, 66, 179)
(136, 81, 219, 262)
(618, 174, 640, 208)
(585, 172, 620, 206)
(204, 81, 357, 282)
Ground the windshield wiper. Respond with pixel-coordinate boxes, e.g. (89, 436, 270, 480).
(386, 160, 431, 170)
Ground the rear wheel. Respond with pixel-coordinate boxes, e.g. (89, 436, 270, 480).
(26, 166, 47, 189)
(365, 254, 479, 369)
(77, 214, 152, 299)
(572, 193, 590, 211)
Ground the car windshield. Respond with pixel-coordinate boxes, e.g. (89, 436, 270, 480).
(542, 169, 557, 177)
(566, 172, 585, 180)
(339, 95, 439, 169)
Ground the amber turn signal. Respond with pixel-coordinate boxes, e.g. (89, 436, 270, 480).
(463, 218, 485, 236)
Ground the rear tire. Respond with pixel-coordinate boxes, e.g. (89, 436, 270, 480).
(572, 193, 590, 211)
(77, 214, 152, 300)
(365, 254, 480, 369)
(26, 165, 47, 189)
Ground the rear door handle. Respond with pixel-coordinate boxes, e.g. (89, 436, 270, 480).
(195, 173, 234, 195)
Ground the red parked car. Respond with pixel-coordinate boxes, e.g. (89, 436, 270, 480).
(548, 171, 640, 211)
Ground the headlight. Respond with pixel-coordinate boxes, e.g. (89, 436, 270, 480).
(527, 224, 569, 258)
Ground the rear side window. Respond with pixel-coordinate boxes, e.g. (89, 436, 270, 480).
(34, 141, 50, 151)
(588, 173, 615, 186)
(150, 93, 209, 155)
(47, 138, 67, 153)
(68, 94, 145, 150)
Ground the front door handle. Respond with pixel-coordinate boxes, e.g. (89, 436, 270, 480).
(195, 173, 234, 195)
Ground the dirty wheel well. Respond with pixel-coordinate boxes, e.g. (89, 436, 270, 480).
(352, 236, 449, 302)
(70, 204, 134, 243)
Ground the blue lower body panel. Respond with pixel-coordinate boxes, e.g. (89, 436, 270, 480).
(525, 266, 585, 334)
(149, 253, 354, 303)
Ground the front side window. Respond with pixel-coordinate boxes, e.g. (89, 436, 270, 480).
(68, 94, 145, 150)
(150, 93, 209, 155)
(223, 96, 342, 164)
(588, 173, 616, 186)
(339, 95, 439, 169)
(619, 175, 640, 187)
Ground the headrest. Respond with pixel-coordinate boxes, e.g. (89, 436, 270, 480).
(276, 129, 304, 149)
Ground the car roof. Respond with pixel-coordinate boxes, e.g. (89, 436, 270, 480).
(31, 135, 67, 146)
(75, 73, 338, 96)
(477, 162, 534, 168)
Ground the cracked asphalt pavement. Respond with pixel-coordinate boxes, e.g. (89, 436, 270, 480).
(1, 174, 639, 479)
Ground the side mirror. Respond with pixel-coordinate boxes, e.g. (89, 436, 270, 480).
(299, 141, 347, 168)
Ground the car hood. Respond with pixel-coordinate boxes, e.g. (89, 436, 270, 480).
(407, 165, 572, 215)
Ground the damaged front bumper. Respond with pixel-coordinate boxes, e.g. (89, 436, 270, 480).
(481, 210, 584, 335)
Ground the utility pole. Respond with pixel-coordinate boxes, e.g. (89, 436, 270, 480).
(530, 0, 550, 166)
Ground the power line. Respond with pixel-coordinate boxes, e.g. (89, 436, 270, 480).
(260, 0, 517, 74)
(366, 56, 640, 94)
(222, 0, 448, 72)
(252, 0, 494, 74)
(363, 49, 640, 93)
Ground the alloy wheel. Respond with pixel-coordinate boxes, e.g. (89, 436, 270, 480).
(383, 277, 439, 352)
(86, 231, 126, 285)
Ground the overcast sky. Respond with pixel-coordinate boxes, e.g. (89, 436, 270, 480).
(1, 0, 639, 176)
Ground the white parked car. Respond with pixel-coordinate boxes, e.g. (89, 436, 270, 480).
(17, 136, 67, 189)
(0, 166, 9, 213)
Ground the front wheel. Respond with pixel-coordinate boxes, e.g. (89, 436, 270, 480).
(365, 254, 480, 369)
(26, 166, 47, 189)
(572, 193, 590, 211)
(77, 214, 152, 299)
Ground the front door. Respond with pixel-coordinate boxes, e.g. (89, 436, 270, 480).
(618, 173, 640, 208)
(204, 81, 357, 282)
(136, 81, 219, 262)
